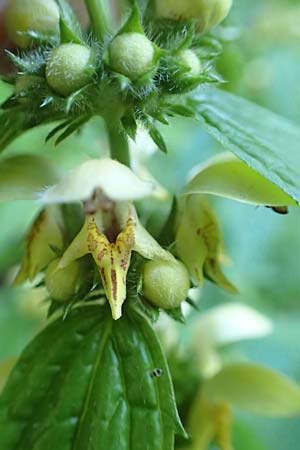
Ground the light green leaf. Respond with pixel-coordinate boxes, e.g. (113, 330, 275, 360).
(0, 304, 184, 450)
(203, 363, 300, 417)
(184, 153, 297, 206)
(0, 154, 60, 202)
(192, 86, 300, 203)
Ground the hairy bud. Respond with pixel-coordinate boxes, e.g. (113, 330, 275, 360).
(155, 0, 233, 32)
(46, 43, 95, 97)
(143, 259, 190, 309)
(178, 49, 202, 77)
(5, 0, 60, 48)
(109, 32, 155, 80)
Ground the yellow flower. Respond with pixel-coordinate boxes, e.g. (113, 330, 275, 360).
(40, 159, 174, 319)
(176, 195, 237, 293)
(14, 205, 64, 285)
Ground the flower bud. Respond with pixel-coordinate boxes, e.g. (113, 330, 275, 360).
(45, 258, 81, 302)
(5, 0, 60, 48)
(178, 49, 202, 77)
(109, 32, 155, 80)
(155, 0, 233, 32)
(143, 259, 190, 309)
(46, 43, 95, 97)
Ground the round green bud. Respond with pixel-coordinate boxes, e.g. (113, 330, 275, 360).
(143, 259, 190, 309)
(46, 44, 95, 97)
(155, 0, 232, 32)
(109, 32, 155, 80)
(5, 0, 60, 49)
(178, 49, 202, 77)
(45, 258, 80, 302)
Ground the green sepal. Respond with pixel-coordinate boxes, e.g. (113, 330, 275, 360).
(118, 1, 144, 35)
(45, 118, 74, 142)
(164, 306, 186, 324)
(166, 103, 196, 118)
(65, 84, 94, 114)
(0, 303, 185, 449)
(54, 115, 91, 145)
(56, 0, 84, 44)
(175, 23, 196, 52)
(149, 124, 168, 153)
(6, 49, 47, 76)
(121, 115, 138, 141)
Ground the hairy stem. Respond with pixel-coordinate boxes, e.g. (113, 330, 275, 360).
(84, 0, 111, 41)
(106, 124, 131, 167)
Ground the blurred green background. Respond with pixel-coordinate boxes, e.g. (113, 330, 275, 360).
(1, 0, 300, 449)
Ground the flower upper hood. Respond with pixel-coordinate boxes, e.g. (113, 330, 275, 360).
(39, 158, 154, 204)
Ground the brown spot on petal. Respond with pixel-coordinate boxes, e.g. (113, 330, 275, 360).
(111, 269, 117, 302)
(97, 248, 107, 261)
(100, 267, 107, 287)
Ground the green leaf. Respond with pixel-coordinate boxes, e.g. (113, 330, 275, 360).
(6, 50, 46, 75)
(0, 154, 60, 202)
(184, 152, 297, 206)
(149, 126, 168, 153)
(0, 304, 184, 450)
(192, 86, 300, 203)
(0, 108, 65, 152)
(56, 0, 84, 44)
(203, 363, 300, 417)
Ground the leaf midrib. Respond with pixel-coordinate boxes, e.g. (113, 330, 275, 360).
(71, 314, 113, 450)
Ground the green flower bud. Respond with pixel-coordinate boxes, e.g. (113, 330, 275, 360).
(178, 49, 202, 77)
(46, 44, 95, 97)
(5, 0, 60, 48)
(155, 0, 233, 32)
(143, 259, 190, 309)
(109, 32, 155, 80)
(45, 258, 81, 302)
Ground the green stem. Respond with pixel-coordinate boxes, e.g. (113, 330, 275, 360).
(106, 123, 131, 167)
(84, 0, 111, 41)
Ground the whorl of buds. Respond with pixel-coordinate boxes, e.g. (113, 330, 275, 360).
(46, 43, 96, 97)
(143, 259, 190, 309)
(155, 0, 233, 32)
(5, 0, 60, 48)
(45, 258, 81, 302)
(109, 32, 155, 80)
